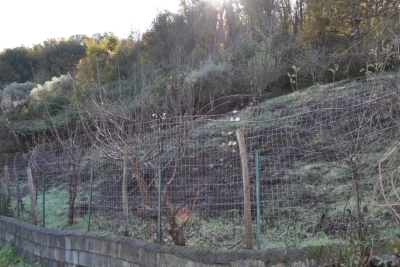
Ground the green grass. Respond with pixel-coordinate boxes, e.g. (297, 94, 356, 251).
(0, 242, 41, 267)
(11, 186, 87, 231)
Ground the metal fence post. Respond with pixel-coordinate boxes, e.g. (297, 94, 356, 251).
(157, 161, 162, 244)
(42, 172, 45, 227)
(14, 154, 20, 220)
(87, 167, 94, 231)
(255, 151, 261, 249)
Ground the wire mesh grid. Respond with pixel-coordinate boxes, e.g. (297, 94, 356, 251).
(1, 82, 400, 250)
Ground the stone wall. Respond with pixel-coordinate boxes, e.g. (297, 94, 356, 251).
(0, 216, 396, 267)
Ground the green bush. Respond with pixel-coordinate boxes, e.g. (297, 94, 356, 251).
(1, 82, 37, 101)
(30, 74, 74, 101)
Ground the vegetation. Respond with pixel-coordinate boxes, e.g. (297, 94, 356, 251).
(0, 0, 399, 265)
(0, 0, 398, 142)
(0, 242, 41, 267)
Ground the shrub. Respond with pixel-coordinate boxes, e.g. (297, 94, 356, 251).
(1, 81, 37, 100)
(30, 74, 74, 101)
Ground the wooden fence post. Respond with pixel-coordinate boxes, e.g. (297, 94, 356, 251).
(27, 165, 38, 225)
(236, 129, 254, 249)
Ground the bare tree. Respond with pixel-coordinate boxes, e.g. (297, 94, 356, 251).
(29, 106, 87, 226)
(76, 81, 200, 244)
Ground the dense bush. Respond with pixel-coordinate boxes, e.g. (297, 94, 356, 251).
(30, 74, 74, 101)
(1, 81, 37, 100)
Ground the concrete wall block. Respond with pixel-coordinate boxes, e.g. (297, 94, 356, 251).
(69, 235, 86, 251)
(21, 238, 33, 254)
(119, 242, 140, 263)
(10, 222, 17, 233)
(78, 251, 95, 266)
(53, 247, 66, 262)
(41, 232, 51, 246)
(4, 216, 396, 267)
(44, 259, 65, 267)
(14, 235, 23, 248)
(65, 236, 72, 250)
(42, 246, 54, 260)
(159, 253, 198, 267)
(35, 231, 45, 245)
(43, 246, 65, 261)
(4, 221, 14, 232)
(33, 241, 42, 256)
(40, 246, 52, 259)
(92, 253, 111, 267)
(231, 259, 267, 267)
(110, 258, 131, 267)
(85, 237, 103, 254)
(48, 234, 65, 248)
(31, 231, 39, 243)
(5, 232, 14, 242)
(21, 227, 32, 240)
(18, 227, 25, 239)
(65, 250, 79, 265)
(138, 247, 159, 267)
(101, 240, 119, 258)
(0, 228, 4, 239)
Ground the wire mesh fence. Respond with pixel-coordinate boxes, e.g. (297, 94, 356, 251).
(1, 81, 400, 250)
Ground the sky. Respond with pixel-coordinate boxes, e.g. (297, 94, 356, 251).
(0, 0, 182, 51)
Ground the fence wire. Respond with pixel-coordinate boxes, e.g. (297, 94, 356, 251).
(1, 81, 400, 250)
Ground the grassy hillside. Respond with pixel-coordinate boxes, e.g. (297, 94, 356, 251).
(2, 71, 400, 254)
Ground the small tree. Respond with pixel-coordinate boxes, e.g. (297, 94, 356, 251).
(246, 48, 283, 97)
(187, 57, 233, 111)
(294, 47, 325, 85)
(77, 81, 200, 244)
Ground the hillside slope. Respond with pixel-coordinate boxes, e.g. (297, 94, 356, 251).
(1, 72, 400, 250)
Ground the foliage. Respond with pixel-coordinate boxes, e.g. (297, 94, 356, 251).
(76, 33, 121, 85)
(31, 37, 86, 83)
(1, 82, 37, 100)
(0, 0, 398, 151)
(187, 57, 233, 111)
(30, 74, 74, 101)
(0, 47, 32, 87)
(246, 46, 283, 96)
(0, 37, 86, 87)
(300, 0, 400, 81)
(0, 241, 41, 267)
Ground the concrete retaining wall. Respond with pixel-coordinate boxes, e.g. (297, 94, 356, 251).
(0, 216, 394, 267)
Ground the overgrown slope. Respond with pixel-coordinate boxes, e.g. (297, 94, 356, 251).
(2, 71, 400, 251)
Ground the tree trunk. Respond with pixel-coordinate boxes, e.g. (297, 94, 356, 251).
(163, 189, 187, 246)
(208, 91, 215, 111)
(131, 156, 152, 206)
(168, 222, 187, 246)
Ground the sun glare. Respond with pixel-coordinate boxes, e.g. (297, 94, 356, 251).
(208, 0, 225, 10)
